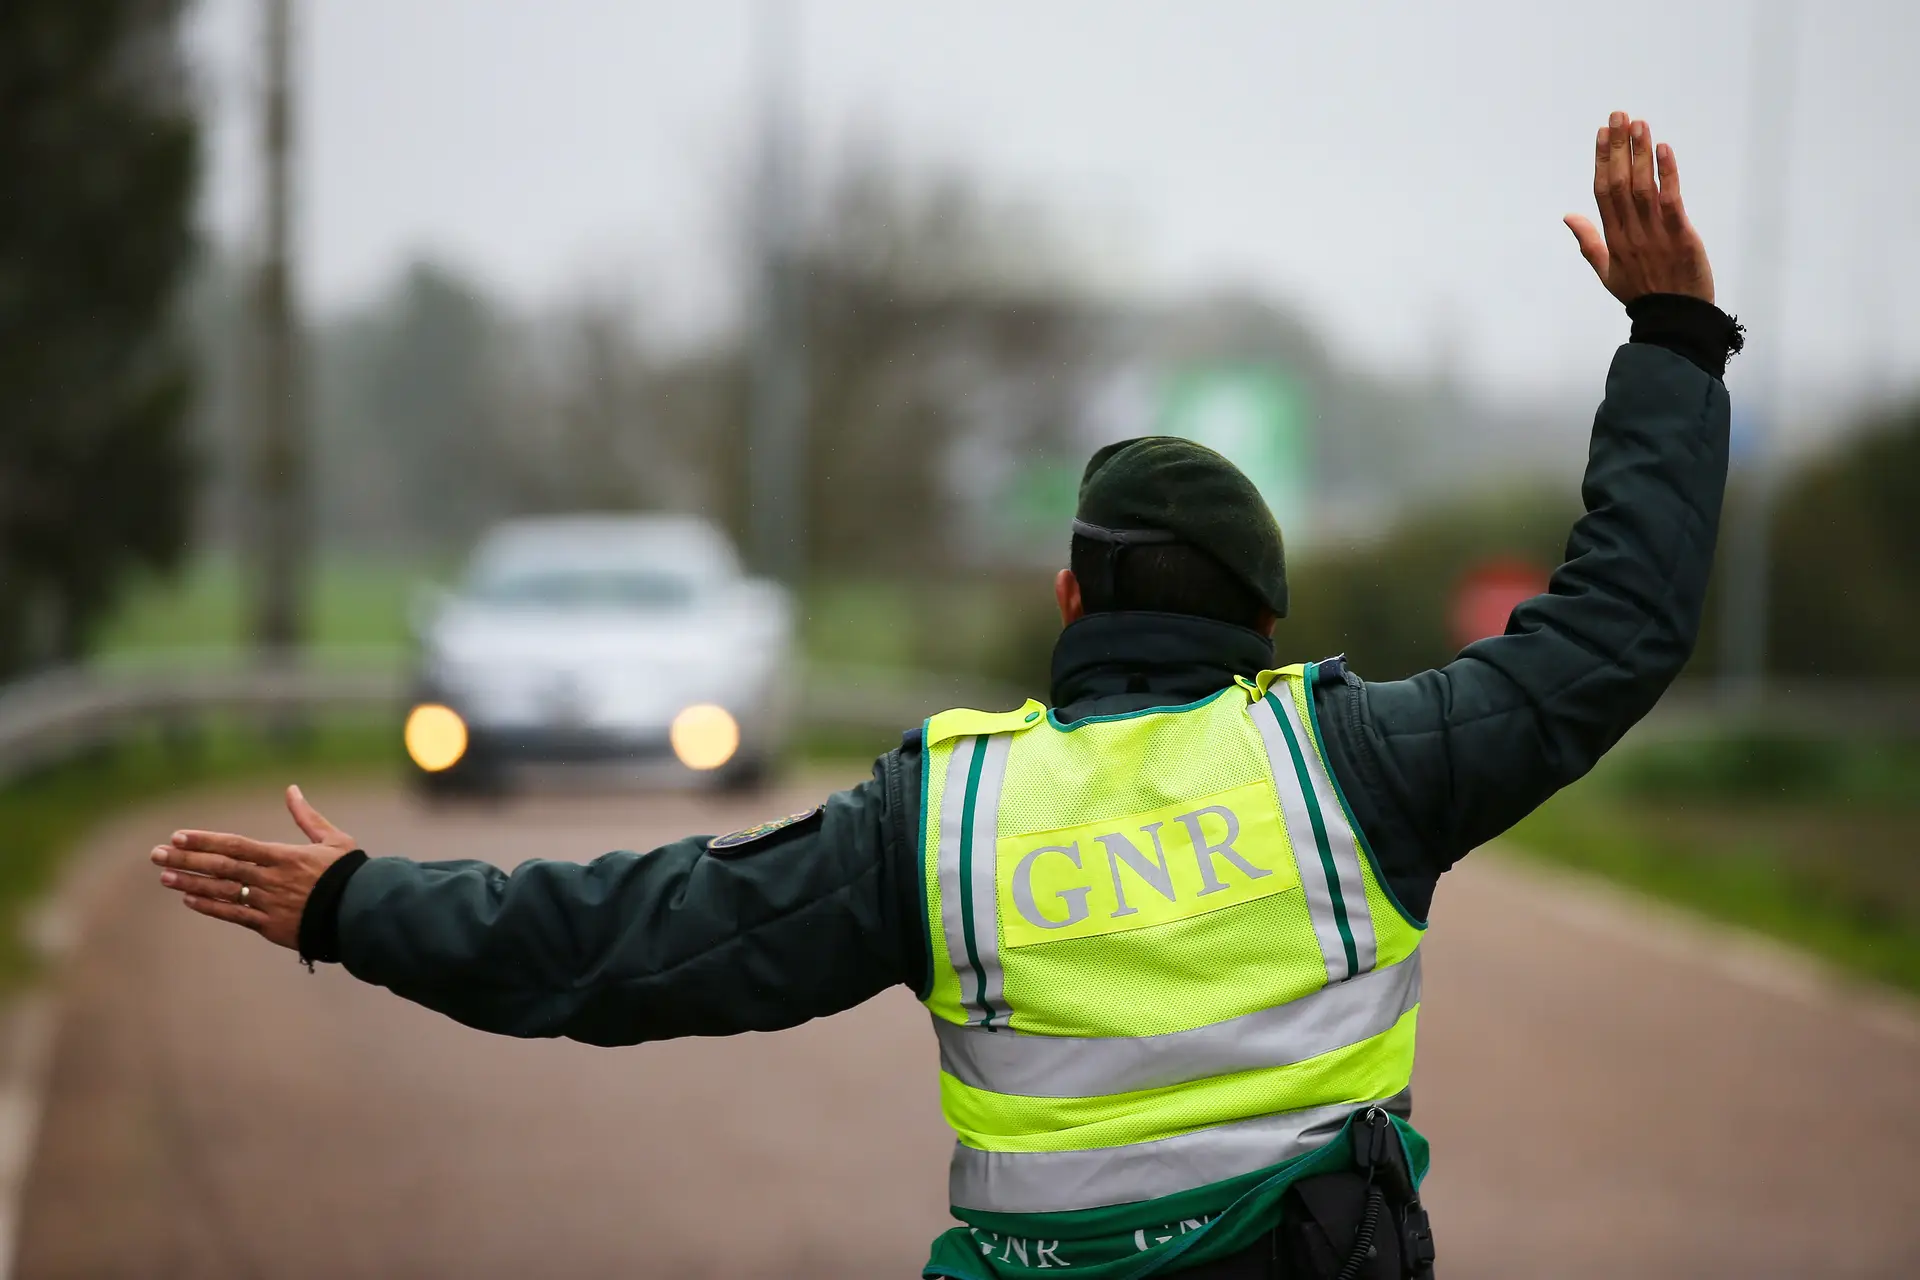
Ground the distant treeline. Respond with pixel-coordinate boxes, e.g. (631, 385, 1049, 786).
(1271, 400, 1920, 682)
(1251, 399, 1920, 682)
(185, 155, 1559, 579)
(1762, 402, 1920, 678)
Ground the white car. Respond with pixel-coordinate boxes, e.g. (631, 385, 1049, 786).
(405, 516, 796, 793)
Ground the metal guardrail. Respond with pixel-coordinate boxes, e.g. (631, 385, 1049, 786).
(2, 655, 1915, 788)
(0, 653, 406, 783)
(0, 651, 1028, 786)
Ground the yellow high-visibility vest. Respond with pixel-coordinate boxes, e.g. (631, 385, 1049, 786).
(919, 664, 1426, 1216)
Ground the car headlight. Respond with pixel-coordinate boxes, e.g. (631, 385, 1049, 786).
(405, 703, 469, 772)
(670, 704, 739, 770)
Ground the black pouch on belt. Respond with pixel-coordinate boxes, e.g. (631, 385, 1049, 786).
(1274, 1109, 1435, 1280)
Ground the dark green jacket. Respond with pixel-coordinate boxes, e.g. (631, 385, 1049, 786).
(320, 302, 1734, 1052)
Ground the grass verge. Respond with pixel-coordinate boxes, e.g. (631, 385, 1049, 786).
(1508, 729, 1920, 994)
(94, 554, 442, 657)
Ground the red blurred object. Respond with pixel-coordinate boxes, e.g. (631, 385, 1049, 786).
(1450, 558, 1550, 649)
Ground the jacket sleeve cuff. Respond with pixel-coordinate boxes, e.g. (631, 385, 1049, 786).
(298, 849, 369, 966)
(1625, 293, 1744, 380)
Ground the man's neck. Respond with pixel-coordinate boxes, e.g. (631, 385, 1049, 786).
(1048, 611, 1276, 721)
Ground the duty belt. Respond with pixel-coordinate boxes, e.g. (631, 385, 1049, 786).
(1173, 1109, 1437, 1280)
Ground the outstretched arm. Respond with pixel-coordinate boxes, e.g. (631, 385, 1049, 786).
(151, 753, 925, 1043)
(1320, 114, 1740, 906)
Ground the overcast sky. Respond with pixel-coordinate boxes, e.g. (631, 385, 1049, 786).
(186, 0, 1920, 426)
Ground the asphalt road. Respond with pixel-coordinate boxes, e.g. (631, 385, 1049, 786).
(14, 778, 1920, 1278)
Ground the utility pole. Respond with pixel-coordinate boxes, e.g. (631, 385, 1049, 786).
(1719, 0, 1798, 705)
(747, 0, 808, 584)
(249, 0, 308, 653)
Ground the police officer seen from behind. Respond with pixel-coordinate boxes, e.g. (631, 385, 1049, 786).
(153, 113, 1740, 1279)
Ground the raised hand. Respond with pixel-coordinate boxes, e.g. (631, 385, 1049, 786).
(151, 785, 357, 950)
(1565, 112, 1714, 306)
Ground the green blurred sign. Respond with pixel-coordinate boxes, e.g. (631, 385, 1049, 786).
(989, 364, 1312, 556)
(1157, 366, 1311, 536)
(1001, 459, 1084, 541)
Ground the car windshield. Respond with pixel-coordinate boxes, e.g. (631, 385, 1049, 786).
(465, 567, 699, 611)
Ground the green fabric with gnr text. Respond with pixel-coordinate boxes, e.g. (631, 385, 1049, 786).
(922, 1113, 1427, 1279)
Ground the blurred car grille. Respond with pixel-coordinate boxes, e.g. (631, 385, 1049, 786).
(435, 662, 714, 731)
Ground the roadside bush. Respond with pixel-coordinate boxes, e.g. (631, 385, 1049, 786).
(1609, 730, 1920, 809)
(1766, 399, 1920, 678)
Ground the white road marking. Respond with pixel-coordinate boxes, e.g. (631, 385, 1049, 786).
(0, 809, 132, 1279)
(0, 996, 56, 1280)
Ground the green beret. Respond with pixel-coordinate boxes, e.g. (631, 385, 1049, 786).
(1075, 436, 1288, 618)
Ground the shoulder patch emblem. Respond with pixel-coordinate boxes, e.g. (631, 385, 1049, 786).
(707, 807, 823, 855)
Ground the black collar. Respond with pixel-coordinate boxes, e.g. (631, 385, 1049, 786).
(1049, 611, 1276, 721)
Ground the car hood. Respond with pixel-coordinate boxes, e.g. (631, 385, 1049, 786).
(430, 604, 729, 664)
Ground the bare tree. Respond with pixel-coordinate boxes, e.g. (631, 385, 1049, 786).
(508, 293, 712, 516)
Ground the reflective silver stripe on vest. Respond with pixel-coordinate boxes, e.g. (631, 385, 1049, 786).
(1282, 686, 1378, 975)
(936, 734, 1014, 1030)
(1248, 690, 1378, 981)
(949, 1088, 1414, 1214)
(937, 951, 1419, 1098)
(968, 734, 1013, 1027)
(935, 735, 975, 1005)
